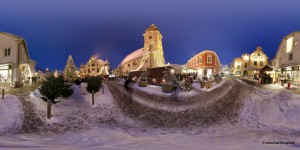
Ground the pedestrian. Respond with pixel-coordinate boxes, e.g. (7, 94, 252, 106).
(125, 77, 131, 89)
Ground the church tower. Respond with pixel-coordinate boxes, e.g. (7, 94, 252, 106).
(143, 24, 166, 68)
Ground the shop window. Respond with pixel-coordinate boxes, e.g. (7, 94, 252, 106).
(289, 53, 293, 61)
(4, 48, 10, 56)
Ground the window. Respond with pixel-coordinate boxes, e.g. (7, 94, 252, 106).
(97, 69, 100, 72)
(149, 36, 152, 39)
(279, 58, 282, 65)
(199, 57, 202, 64)
(273, 61, 276, 66)
(128, 64, 130, 67)
(289, 53, 293, 61)
(91, 64, 95, 66)
(196, 58, 198, 65)
(133, 61, 137, 65)
(260, 61, 263, 66)
(294, 40, 299, 46)
(88, 69, 90, 73)
(237, 65, 240, 69)
(244, 63, 247, 68)
(207, 55, 212, 63)
(4, 48, 10, 56)
(254, 61, 257, 66)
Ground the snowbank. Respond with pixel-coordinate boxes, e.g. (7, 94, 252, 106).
(0, 94, 22, 132)
(240, 87, 300, 132)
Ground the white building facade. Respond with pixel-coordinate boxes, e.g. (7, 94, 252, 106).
(0, 32, 36, 86)
(271, 31, 300, 83)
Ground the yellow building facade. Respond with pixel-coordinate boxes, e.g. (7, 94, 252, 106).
(232, 46, 269, 76)
(79, 55, 110, 78)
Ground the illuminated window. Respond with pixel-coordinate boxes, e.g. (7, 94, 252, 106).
(207, 55, 212, 63)
(286, 37, 293, 53)
(4, 48, 10, 56)
(260, 61, 263, 66)
(289, 53, 293, 61)
(294, 40, 299, 46)
(254, 61, 257, 66)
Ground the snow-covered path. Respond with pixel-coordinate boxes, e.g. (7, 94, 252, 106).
(106, 78, 245, 127)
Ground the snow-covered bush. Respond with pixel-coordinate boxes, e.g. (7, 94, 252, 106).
(139, 73, 148, 81)
(179, 81, 193, 91)
(39, 75, 74, 103)
(162, 67, 178, 86)
(162, 67, 179, 93)
(138, 73, 148, 87)
(213, 72, 222, 83)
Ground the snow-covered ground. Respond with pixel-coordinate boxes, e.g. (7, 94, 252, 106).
(1, 80, 300, 149)
(28, 83, 138, 128)
(240, 86, 300, 132)
(0, 94, 22, 133)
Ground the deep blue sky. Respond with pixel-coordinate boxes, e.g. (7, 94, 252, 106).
(1, 0, 300, 70)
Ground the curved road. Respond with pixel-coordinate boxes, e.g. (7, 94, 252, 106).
(106, 77, 249, 128)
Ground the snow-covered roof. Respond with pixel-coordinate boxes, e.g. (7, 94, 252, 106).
(120, 48, 146, 65)
(97, 59, 105, 63)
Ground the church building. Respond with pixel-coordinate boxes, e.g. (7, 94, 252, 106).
(118, 24, 166, 76)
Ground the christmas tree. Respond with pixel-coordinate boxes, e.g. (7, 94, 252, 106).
(63, 55, 77, 82)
